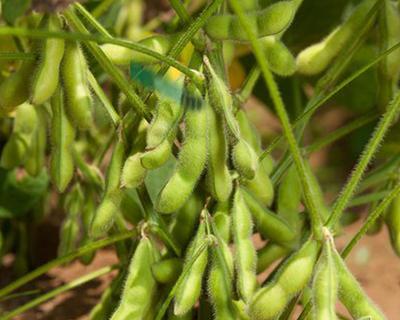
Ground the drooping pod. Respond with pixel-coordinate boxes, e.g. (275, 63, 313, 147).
(111, 237, 160, 320)
(0, 60, 35, 115)
(62, 41, 92, 129)
(242, 188, 296, 246)
(385, 193, 400, 256)
(156, 102, 208, 214)
(333, 249, 386, 320)
(249, 239, 319, 320)
(296, 0, 377, 75)
(101, 33, 179, 65)
(174, 222, 208, 316)
(205, 1, 298, 41)
(232, 187, 258, 302)
(31, 14, 65, 105)
(206, 104, 233, 202)
(151, 257, 183, 284)
(312, 232, 338, 320)
(1, 102, 38, 169)
(50, 87, 75, 193)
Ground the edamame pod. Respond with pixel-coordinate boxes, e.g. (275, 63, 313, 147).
(206, 105, 233, 202)
(249, 239, 319, 320)
(151, 257, 183, 284)
(333, 249, 386, 320)
(31, 15, 65, 105)
(205, 1, 297, 41)
(213, 202, 231, 243)
(156, 103, 208, 213)
(121, 152, 147, 188)
(296, 0, 377, 75)
(174, 222, 208, 316)
(232, 139, 259, 180)
(111, 237, 160, 320)
(242, 188, 296, 246)
(260, 36, 296, 76)
(62, 41, 92, 129)
(232, 187, 257, 302)
(385, 194, 400, 256)
(50, 87, 75, 192)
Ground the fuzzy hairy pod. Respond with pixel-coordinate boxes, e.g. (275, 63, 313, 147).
(249, 239, 319, 320)
(62, 41, 92, 129)
(205, 1, 297, 41)
(174, 223, 208, 316)
(31, 15, 65, 105)
(156, 104, 208, 213)
(111, 237, 160, 320)
(121, 152, 147, 188)
(260, 36, 296, 76)
(151, 257, 183, 284)
(213, 202, 231, 243)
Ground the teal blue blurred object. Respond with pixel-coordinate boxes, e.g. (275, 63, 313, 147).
(130, 62, 203, 109)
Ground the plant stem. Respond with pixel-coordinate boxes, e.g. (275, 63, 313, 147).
(326, 91, 400, 229)
(229, 0, 323, 239)
(0, 52, 35, 60)
(0, 229, 136, 298)
(169, 0, 191, 24)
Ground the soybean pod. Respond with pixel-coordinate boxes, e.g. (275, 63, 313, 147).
(151, 257, 183, 284)
(31, 15, 65, 105)
(232, 187, 258, 302)
(256, 242, 289, 274)
(62, 41, 92, 129)
(385, 193, 400, 256)
(156, 101, 208, 214)
(111, 236, 160, 320)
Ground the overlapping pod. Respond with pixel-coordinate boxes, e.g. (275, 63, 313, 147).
(174, 222, 208, 316)
(312, 234, 338, 320)
(90, 139, 125, 238)
(1, 102, 38, 169)
(206, 105, 233, 202)
(156, 103, 207, 214)
(31, 15, 65, 105)
(249, 239, 319, 320)
(101, 33, 178, 65)
(232, 187, 257, 302)
(256, 242, 289, 273)
(121, 152, 147, 188)
(0, 60, 34, 115)
(62, 41, 92, 129)
(260, 37, 296, 76)
(151, 257, 182, 284)
(213, 201, 231, 243)
(205, 1, 297, 41)
(385, 193, 400, 256)
(111, 237, 160, 320)
(333, 249, 386, 320)
(296, 0, 377, 75)
(50, 87, 75, 192)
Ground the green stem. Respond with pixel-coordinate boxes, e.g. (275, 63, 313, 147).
(348, 190, 390, 207)
(0, 229, 136, 298)
(169, 0, 191, 24)
(229, 0, 323, 239)
(342, 183, 400, 258)
(74, 3, 112, 37)
(0, 265, 116, 320)
(237, 66, 261, 102)
(0, 52, 35, 60)
(326, 91, 400, 228)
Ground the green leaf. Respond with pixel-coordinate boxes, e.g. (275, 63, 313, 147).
(1, 0, 31, 24)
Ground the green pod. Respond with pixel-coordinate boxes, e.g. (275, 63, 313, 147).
(80, 190, 97, 265)
(0, 60, 35, 115)
(208, 239, 236, 320)
(235, 109, 261, 151)
(249, 239, 319, 320)
(256, 242, 289, 274)
(383, 0, 400, 82)
(232, 139, 259, 180)
(50, 87, 75, 192)
(156, 104, 208, 214)
(121, 152, 147, 188)
(312, 238, 338, 320)
(25, 107, 47, 176)
(104, 139, 125, 194)
(206, 105, 233, 202)
(232, 299, 251, 320)
(205, 1, 297, 41)
(334, 249, 386, 320)
(101, 33, 178, 65)
(260, 36, 296, 76)
(151, 257, 183, 284)
(62, 41, 92, 129)
(141, 133, 175, 169)
(242, 188, 296, 246)
(277, 164, 302, 230)
(31, 15, 65, 105)
(111, 237, 160, 320)
(90, 191, 122, 239)
(232, 187, 257, 302)
(213, 202, 231, 243)
(119, 188, 144, 226)
(386, 194, 400, 256)
(174, 223, 208, 316)
(1, 102, 38, 169)
(169, 192, 203, 249)
(296, 0, 376, 75)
